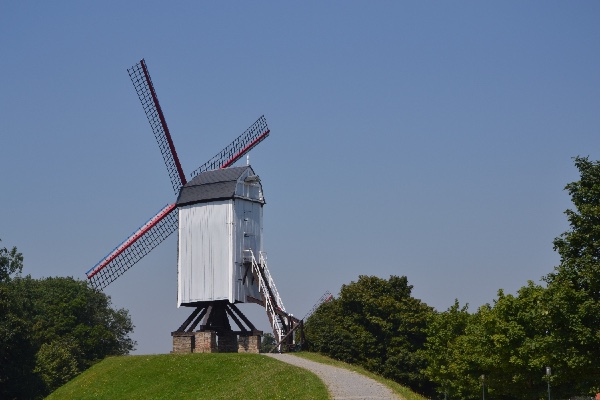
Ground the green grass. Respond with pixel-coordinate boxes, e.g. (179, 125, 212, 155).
(293, 352, 429, 400)
(47, 353, 330, 400)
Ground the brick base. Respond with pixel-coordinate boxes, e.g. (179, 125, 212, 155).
(171, 332, 194, 354)
(194, 331, 217, 353)
(172, 331, 260, 354)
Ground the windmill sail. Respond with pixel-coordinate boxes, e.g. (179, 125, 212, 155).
(86, 203, 178, 290)
(128, 59, 187, 195)
(191, 115, 269, 177)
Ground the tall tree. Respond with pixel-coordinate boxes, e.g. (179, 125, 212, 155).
(551, 156, 600, 297)
(545, 156, 600, 393)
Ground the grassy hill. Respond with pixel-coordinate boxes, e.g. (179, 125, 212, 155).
(47, 353, 329, 400)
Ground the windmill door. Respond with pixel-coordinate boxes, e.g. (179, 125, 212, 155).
(242, 200, 260, 256)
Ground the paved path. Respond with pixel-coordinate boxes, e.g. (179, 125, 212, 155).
(266, 353, 400, 400)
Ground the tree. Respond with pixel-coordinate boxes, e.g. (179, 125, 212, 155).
(0, 240, 136, 398)
(422, 300, 472, 399)
(545, 156, 600, 393)
(0, 273, 41, 398)
(0, 238, 23, 282)
(34, 339, 82, 392)
(423, 284, 555, 400)
(551, 156, 600, 297)
(19, 276, 136, 364)
(14, 276, 136, 394)
(305, 275, 435, 395)
(260, 333, 277, 353)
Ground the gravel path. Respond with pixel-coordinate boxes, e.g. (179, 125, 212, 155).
(266, 353, 400, 400)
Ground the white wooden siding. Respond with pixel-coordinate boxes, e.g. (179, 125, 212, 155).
(178, 201, 232, 305)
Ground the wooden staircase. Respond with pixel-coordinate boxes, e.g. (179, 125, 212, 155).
(244, 250, 302, 352)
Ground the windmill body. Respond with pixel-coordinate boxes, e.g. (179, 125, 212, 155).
(176, 166, 263, 306)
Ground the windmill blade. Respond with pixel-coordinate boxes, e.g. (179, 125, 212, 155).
(128, 59, 187, 195)
(86, 203, 178, 290)
(190, 115, 270, 177)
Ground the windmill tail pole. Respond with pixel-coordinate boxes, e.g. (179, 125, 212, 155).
(269, 319, 304, 353)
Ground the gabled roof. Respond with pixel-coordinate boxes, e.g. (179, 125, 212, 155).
(176, 166, 263, 207)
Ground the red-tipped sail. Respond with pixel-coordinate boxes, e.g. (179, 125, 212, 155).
(191, 115, 269, 177)
(86, 203, 178, 290)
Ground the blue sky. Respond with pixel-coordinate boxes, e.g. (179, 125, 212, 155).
(2, 2, 599, 354)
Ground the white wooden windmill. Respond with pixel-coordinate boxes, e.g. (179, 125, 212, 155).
(85, 59, 300, 353)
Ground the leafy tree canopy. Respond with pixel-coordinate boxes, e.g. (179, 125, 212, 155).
(0, 238, 23, 282)
(305, 275, 435, 395)
(545, 156, 600, 393)
(0, 239, 135, 399)
(550, 156, 600, 297)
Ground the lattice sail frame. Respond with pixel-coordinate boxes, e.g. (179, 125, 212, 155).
(191, 115, 270, 177)
(86, 204, 178, 290)
(128, 60, 186, 195)
(303, 291, 333, 321)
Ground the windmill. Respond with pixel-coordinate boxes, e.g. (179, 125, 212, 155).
(85, 59, 300, 353)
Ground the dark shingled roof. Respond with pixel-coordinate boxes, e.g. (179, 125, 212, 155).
(176, 166, 260, 207)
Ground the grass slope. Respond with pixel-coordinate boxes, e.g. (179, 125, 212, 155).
(294, 352, 429, 400)
(47, 353, 329, 400)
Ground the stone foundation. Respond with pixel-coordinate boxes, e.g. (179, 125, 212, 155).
(194, 331, 217, 353)
(237, 335, 260, 353)
(171, 332, 194, 353)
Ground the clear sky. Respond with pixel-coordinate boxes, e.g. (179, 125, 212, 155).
(1, 2, 599, 354)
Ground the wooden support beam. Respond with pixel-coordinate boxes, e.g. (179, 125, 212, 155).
(187, 307, 208, 332)
(225, 305, 248, 333)
(176, 307, 202, 332)
(229, 303, 259, 333)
